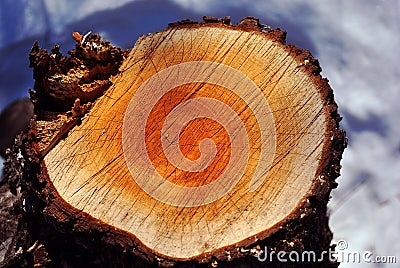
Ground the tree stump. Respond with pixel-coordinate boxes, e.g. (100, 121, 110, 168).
(1, 17, 346, 267)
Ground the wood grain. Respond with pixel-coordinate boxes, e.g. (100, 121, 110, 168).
(43, 24, 328, 259)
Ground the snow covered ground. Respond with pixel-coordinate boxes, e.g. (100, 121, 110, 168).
(1, 0, 399, 266)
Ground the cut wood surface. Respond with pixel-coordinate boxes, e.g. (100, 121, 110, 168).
(1, 17, 346, 267)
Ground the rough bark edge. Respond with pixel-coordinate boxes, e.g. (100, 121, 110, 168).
(1, 17, 347, 268)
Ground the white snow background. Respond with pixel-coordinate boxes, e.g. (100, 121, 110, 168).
(0, 0, 399, 266)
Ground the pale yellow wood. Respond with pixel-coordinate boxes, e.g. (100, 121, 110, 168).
(44, 26, 326, 259)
